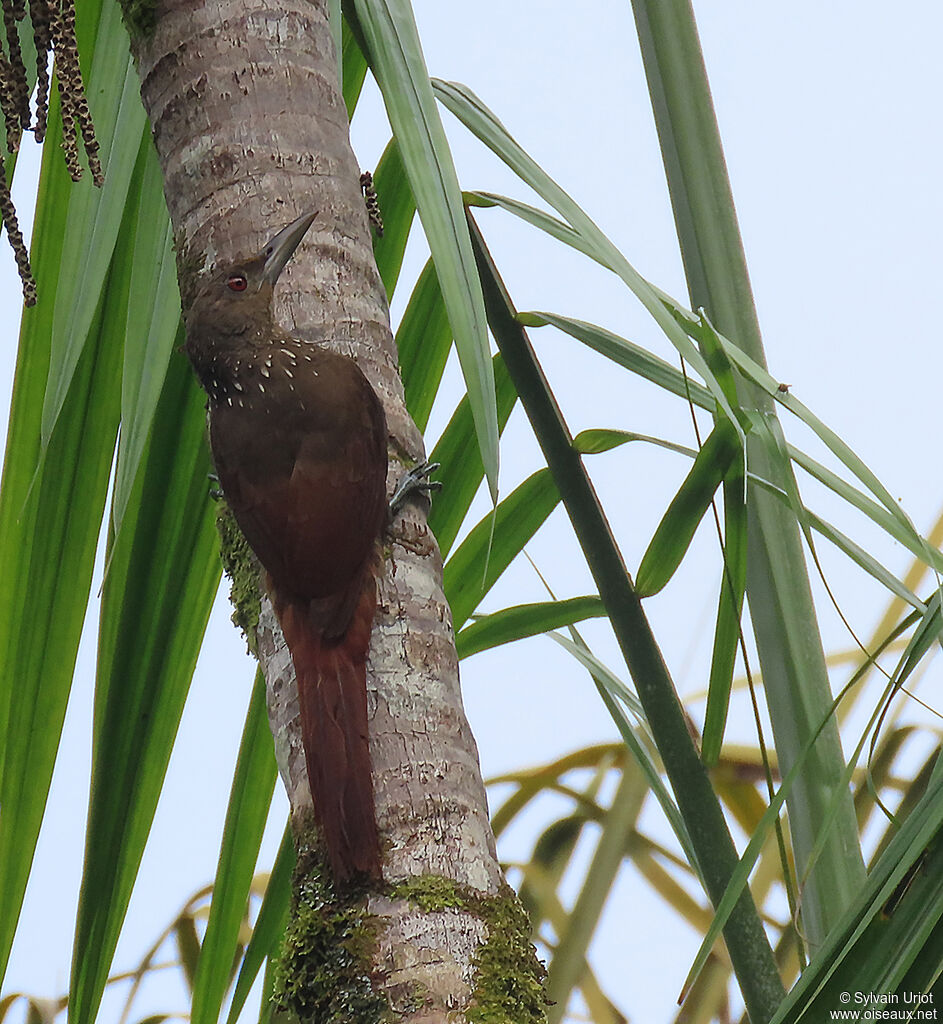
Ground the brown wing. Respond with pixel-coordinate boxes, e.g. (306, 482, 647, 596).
(209, 347, 387, 615)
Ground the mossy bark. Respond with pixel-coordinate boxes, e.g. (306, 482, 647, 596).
(215, 500, 262, 652)
(273, 825, 547, 1024)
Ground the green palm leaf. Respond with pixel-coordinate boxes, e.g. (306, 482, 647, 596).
(456, 596, 605, 659)
(40, 0, 147, 448)
(0, 118, 121, 990)
(443, 469, 561, 630)
(427, 353, 517, 558)
(70, 353, 220, 1024)
(190, 672, 278, 1024)
(112, 136, 180, 532)
(349, 0, 498, 498)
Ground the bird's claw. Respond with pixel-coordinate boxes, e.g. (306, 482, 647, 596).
(389, 460, 442, 518)
(208, 472, 223, 501)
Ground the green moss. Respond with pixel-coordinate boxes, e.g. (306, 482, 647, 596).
(118, 0, 157, 40)
(388, 874, 467, 913)
(273, 854, 545, 1024)
(394, 875, 548, 1024)
(215, 500, 261, 653)
(273, 824, 388, 1024)
(468, 885, 548, 1024)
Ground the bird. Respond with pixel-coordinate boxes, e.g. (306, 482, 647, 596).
(184, 210, 424, 881)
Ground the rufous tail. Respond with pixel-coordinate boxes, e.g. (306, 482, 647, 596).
(276, 579, 380, 880)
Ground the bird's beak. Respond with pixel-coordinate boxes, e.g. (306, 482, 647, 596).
(260, 210, 318, 287)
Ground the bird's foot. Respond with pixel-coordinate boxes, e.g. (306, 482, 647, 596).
(389, 460, 442, 518)
(208, 472, 223, 501)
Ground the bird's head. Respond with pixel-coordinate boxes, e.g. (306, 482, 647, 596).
(185, 210, 317, 353)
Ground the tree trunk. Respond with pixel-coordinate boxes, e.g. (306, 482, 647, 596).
(124, 0, 545, 1019)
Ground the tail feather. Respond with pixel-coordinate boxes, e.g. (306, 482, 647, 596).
(277, 578, 380, 880)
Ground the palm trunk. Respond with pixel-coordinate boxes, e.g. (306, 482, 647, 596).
(125, 0, 540, 1018)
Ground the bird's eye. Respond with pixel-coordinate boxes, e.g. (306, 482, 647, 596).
(227, 274, 248, 292)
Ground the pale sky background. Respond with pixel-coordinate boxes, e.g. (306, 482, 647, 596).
(3, 2, 942, 1022)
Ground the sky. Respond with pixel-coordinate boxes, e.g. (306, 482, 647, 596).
(3, 2, 942, 1022)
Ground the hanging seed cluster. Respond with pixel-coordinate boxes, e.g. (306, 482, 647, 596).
(359, 171, 383, 238)
(0, 0, 102, 306)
